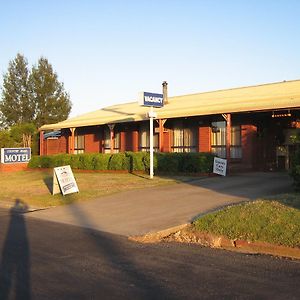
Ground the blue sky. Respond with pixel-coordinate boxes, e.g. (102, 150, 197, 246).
(1, 0, 300, 117)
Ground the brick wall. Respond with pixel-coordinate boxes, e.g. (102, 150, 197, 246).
(241, 125, 255, 166)
(199, 126, 211, 152)
(84, 131, 101, 153)
(45, 136, 68, 155)
(0, 163, 28, 172)
(163, 131, 171, 152)
(132, 130, 139, 152)
(120, 132, 126, 152)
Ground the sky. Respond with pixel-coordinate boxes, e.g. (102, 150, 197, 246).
(1, 0, 300, 117)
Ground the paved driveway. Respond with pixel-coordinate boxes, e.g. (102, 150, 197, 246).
(27, 172, 292, 236)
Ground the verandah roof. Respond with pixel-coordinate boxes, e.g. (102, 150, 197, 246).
(40, 79, 300, 131)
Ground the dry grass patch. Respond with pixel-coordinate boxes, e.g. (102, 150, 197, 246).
(0, 170, 177, 209)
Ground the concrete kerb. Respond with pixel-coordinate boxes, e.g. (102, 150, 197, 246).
(129, 224, 189, 243)
(130, 224, 300, 260)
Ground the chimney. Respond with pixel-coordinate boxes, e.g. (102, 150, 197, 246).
(162, 81, 168, 105)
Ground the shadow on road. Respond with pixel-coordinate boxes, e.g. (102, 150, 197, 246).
(0, 199, 31, 300)
(68, 204, 179, 299)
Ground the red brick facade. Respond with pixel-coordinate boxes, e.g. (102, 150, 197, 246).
(40, 111, 298, 171)
(199, 126, 211, 152)
(0, 163, 28, 172)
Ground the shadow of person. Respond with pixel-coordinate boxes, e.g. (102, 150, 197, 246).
(0, 199, 31, 300)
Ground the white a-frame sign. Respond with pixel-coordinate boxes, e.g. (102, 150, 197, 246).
(52, 165, 79, 196)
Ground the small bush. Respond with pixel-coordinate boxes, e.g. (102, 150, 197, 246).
(94, 154, 111, 170)
(70, 155, 81, 169)
(108, 153, 130, 170)
(156, 153, 179, 173)
(77, 154, 96, 170)
(39, 156, 55, 168)
(52, 154, 72, 166)
(28, 155, 42, 168)
(290, 149, 300, 189)
(125, 151, 148, 171)
(142, 152, 157, 172)
(28, 152, 214, 173)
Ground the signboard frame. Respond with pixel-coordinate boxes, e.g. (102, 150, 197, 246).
(53, 165, 79, 196)
(138, 91, 164, 179)
(213, 157, 227, 176)
(0, 147, 31, 164)
(138, 91, 164, 108)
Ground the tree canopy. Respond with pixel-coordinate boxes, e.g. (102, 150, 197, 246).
(30, 57, 72, 128)
(0, 54, 34, 127)
(0, 54, 72, 129)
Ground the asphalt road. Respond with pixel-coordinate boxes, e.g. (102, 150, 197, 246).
(0, 209, 299, 300)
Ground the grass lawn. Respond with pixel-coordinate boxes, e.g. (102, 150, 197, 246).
(193, 194, 300, 248)
(0, 170, 178, 209)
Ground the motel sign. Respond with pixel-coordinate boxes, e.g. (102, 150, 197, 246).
(0, 148, 31, 164)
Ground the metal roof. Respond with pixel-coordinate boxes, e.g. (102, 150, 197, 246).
(40, 79, 300, 131)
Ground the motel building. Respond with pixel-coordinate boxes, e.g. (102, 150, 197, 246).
(39, 80, 300, 172)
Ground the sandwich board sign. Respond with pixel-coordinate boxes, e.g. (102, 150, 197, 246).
(213, 157, 227, 176)
(52, 165, 79, 196)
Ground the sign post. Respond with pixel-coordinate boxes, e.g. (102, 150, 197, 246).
(139, 91, 163, 179)
(149, 106, 155, 178)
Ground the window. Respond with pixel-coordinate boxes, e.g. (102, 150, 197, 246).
(114, 132, 120, 153)
(74, 134, 85, 154)
(139, 123, 158, 152)
(103, 127, 120, 153)
(172, 121, 197, 152)
(230, 126, 242, 159)
(211, 121, 242, 159)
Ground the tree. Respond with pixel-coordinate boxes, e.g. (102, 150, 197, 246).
(0, 129, 14, 148)
(10, 123, 36, 148)
(0, 53, 35, 127)
(0, 54, 72, 129)
(30, 57, 72, 128)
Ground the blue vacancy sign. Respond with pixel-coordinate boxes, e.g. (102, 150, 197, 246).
(1, 148, 31, 164)
(139, 92, 164, 108)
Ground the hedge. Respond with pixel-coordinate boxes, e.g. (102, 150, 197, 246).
(290, 149, 300, 189)
(28, 152, 214, 174)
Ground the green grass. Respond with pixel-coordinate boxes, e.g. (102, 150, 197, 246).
(193, 194, 300, 248)
(0, 170, 179, 209)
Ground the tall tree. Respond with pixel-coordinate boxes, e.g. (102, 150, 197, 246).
(30, 57, 72, 128)
(10, 123, 36, 148)
(0, 53, 35, 127)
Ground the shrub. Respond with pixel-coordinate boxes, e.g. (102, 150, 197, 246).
(28, 155, 42, 168)
(290, 149, 300, 189)
(52, 154, 72, 167)
(108, 153, 130, 170)
(156, 152, 214, 174)
(28, 152, 214, 174)
(39, 156, 55, 168)
(94, 154, 111, 170)
(142, 152, 157, 172)
(197, 153, 215, 173)
(125, 151, 152, 171)
(77, 154, 96, 170)
(156, 153, 179, 173)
